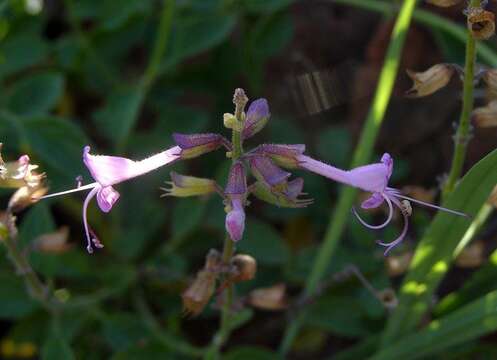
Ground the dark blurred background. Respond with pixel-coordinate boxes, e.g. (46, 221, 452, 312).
(1, 0, 497, 358)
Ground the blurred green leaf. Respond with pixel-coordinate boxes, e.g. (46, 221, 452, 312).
(316, 126, 351, 168)
(99, 0, 151, 31)
(248, 12, 294, 60)
(0, 32, 48, 78)
(93, 87, 145, 148)
(41, 332, 75, 360)
(373, 290, 497, 360)
(164, 14, 237, 69)
(381, 149, 497, 345)
(103, 312, 148, 351)
(172, 198, 208, 239)
(238, 218, 289, 265)
(0, 272, 39, 319)
(224, 346, 278, 360)
(111, 341, 173, 360)
(19, 203, 56, 247)
(306, 295, 370, 338)
(228, 309, 254, 332)
(242, 0, 295, 13)
(6, 72, 64, 116)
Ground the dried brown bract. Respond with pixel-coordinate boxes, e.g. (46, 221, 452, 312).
(467, 8, 495, 40)
(8, 184, 48, 213)
(230, 254, 257, 282)
(247, 283, 287, 311)
(472, 100, 497, 127)
(405, 64, 455, 98)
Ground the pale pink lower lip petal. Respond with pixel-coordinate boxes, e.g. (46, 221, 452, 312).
(96, 186, 120, 213)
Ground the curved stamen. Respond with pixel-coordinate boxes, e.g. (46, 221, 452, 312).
(82, 186, 100, 254)
(351, 194, 394, 230)
(393, 193, 469, 218)
(376, 199, 409, 255)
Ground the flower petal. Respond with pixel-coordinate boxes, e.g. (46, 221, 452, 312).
(242, 98, 270, 139)
(83, 146, 137, 186)
(249, 156, 290, 188)
(347, 163, 390, 193)
(225, 161, 247, 195)
(361, 192, 384, 209)
(96, 186, 120, 213)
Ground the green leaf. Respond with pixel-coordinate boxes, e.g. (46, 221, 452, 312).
(224, 346, 278, 360)
(248, 12, 294, 60)
(41, 333, 75, 360)
(6, 72, 64, 116)
(0, 32, 48, 78)
(102, 312, 148, 351)
(111, 341, 173, 360)
(0, 272, 39, 319)
(372, 290, 497, 360)
(237, 218, 289, 265)
(164, 14, 236, 69)
(18, 203, 56, 247)
(380, 149, 497, 345)
(93, 87, 145, 148)
(172, 198, 208, 239)
(316, 126, 352, 168)
(242, 0, 295, 13)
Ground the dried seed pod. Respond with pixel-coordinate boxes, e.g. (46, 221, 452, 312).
(425, 0, 462, 7)
(182, 270, 217, 316)
(406, 64, 455, 98)
(377, 288, 398, 310)
(231, 254, 257, 282)
(247, 283, 287, 311)
(467, 8, 495, 40)
(472, 100, 497, 127)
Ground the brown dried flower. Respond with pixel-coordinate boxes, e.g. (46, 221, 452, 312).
(8, 184, 48, 213)
(247, 283, 288, 311)
(467, 8, 495, 40)
(405, 64, 455, 98)
(230, 254, 257, 282)
(472, 100, 497, 127)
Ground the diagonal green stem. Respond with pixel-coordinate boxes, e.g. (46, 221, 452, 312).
(278, 0, 418, 355)
(442, 0, 481, 199)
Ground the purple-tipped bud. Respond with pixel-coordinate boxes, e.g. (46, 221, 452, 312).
(225, 197, 245, 242)
(254, 144, 305, 169)
(173, 133, 230, 159)
(249, 156, 290, 191)
(242, 99, 270, 139)
(225, 161, 247, 195)
(251, 177, 313, 208)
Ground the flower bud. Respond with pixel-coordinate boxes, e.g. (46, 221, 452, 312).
(405, 64, 455, 98)
(231, 254, 257, 282)
(161, 172, 218, 197)
(253, 144, 305, 169)
(225, 161, 247, 195)
(225, 199, 245, 242)
(425, 0, 461, 7)
(247, 283, 287, 311)
(467, 8, 495, 40)
(173, 133, 230, 159)
(242, 98, 270, 139)
(472, 101, 497, 127)
(223, 113, 242, 131)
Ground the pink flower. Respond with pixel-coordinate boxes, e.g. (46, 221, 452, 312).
(298, 153, 467, 254)
(224, 161, 247, 242)
(43, 145, 181, 253)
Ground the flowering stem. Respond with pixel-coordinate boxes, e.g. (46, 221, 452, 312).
(442, 0, 480, 199)
(1, 213, 53, 311)
(279, 0, 418, 355)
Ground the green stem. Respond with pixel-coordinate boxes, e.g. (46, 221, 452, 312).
(1, 214, 53, 310)
(279, 0, 418, 355)
(442, 0, 480, 199)
(333, 0, 497, 67)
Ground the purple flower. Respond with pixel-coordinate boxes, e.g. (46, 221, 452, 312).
(298, 153, 467, 254)
(173, 133, 231, 159)
(43, 145, 181, 253)
(242, 99, 270, 139)
(225, 161, 247, 242)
